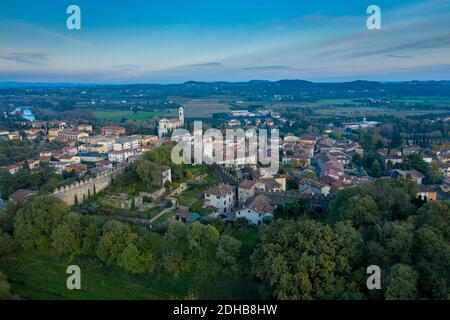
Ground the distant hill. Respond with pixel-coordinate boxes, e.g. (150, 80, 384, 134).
(1, 80, 450, 98)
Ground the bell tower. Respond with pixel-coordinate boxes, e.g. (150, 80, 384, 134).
(179, 106, 184, 126)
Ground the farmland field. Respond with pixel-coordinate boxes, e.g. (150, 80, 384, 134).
(313, 107, 450, 117)
(183, 99, 231, 118)
(93, 108, 176, 121)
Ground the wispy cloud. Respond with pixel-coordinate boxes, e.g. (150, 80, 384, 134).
(348, 33, 450, 58)
(179, 62, 223, 68)
(0, 51, 51, 65)
(385, 54, 414, 59)
(242, 65, 294, 71)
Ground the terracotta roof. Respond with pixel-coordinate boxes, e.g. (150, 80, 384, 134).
(239, 179, 257, 190)
(299, 178, 328, 189)
(205, 184, 235, 197)
(244, 195, 273, 215)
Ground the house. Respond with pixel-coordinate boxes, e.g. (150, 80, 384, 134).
(25, 159, 40, 170)
(175, 207, 201, 223)
(403, 146, 421, 156)
(391, 169, 425, 185)
(78, 124, 93, 133)
(236, 194, 274, 225)
(161, 165, 172, 185)
(8, 132, 21, 140)
(48, 128, 61, 137)
(101, 126, 126, 136)
(78, 153, 107, 163)
(439, 163, 450, 177)
(299, 135, 317, 146)
(57, 130, 88, 141)
(97, 160, 113, 169)
(62, 146, 78, 156)
(113, 137, 140, 151)
(66, 163, 88, 175)
(238, 179, 264, 204)
(50, 161, 69, 173)
(284, 134, 299, 143)
(59, 155, 81, 164)
(385, 155, 404, 167)
(417, 185, 438, 201)
(204, 184, 236, 214)
(320, 161, 344, 179)
(0, 163, 21, 175)
(90, 144, 108, 154)
(108, 149, 134, 163)
(8, 189, 37, 206)
(299, 179, 331, 197)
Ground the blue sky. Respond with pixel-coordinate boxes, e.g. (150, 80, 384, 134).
(0, 0, 449, 83)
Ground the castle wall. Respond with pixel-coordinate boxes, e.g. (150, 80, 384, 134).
(53, 166, 125, 206)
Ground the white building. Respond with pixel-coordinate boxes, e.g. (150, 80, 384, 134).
(161, 166, 172, 185)
(108, 149, 135, 163)
(158, 107, 184, 138)
(113, 137, 140, 151)
(204, 184, 236, 214)
(236, 194, 274, 225)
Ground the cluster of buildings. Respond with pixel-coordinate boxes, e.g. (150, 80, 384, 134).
(202, 168, 287, 225)
(0, 120, 159, 177)
(226, 109, 294, 130)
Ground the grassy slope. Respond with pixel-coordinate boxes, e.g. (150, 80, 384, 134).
(0, 252, 175, 300)
(0, 250, 260, 300)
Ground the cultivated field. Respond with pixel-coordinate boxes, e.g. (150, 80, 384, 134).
(183, 99, 231, 118)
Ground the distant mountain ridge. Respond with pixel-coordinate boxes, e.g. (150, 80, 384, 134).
(1, 80, 450, 97)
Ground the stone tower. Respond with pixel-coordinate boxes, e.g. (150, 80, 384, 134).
(179, 106, 184, 126)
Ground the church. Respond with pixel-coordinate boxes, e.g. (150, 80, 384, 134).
(158, 106, 184, 138)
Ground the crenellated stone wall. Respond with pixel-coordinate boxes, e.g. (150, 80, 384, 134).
(53, 165, 125, 206)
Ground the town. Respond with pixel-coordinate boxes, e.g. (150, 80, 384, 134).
(0, 80, 449, 301)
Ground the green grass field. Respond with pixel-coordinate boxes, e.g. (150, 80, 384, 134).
(93, 109, 163, 121)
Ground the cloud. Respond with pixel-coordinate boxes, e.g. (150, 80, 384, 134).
(0, 51, 51, 65)
(385, 54, 414, 59)
(242, 65, 294, 71)
(179, 62, 223, 68)
(349, 33, 450, 59)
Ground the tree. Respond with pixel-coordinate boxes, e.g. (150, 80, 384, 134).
(402, 153, 427, 174)
(332, 194, 378, 228)
(216, 235, 241, 271)
(424, 162, 443, 185)
(14, 196, 71, 250)
(188, 223, 219, 264)
(135, 159, 162, 188)
(252, 219, 354, 300)
(385, 264, 419, 300)
(381, 221, 414, 265)
(166, 221, 187, 249)
(81, 223, 101, 257)
(370, 159, 382, 178)
(96, 220, 137, 266)
(118, 243, 155, 275)
(51, 212, 82, 260)
(162, 251, 188, 278)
